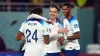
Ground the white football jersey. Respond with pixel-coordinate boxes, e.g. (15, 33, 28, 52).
(61, 16, 80, 50)
(21, 14, 48, 51)
(44, 19, 62, 53)
(19, 18, 49, 56)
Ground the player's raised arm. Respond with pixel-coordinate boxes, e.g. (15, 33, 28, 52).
(27, 14, 47, 21)
(27, 12, 53, 24)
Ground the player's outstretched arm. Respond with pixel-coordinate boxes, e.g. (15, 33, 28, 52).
(16, 32, 24, 41)
(49, 28, 68, 38)
(45, 20, 54, 25)
(58, 28, 68, 33)
(27, 14, 47, 21)
(27, 14, 54, 24)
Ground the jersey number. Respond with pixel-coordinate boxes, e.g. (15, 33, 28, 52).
(26, 29, 38, 43)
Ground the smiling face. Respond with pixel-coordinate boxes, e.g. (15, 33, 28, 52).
(49, 7, 58, 20)
(62, 6, 71, 17)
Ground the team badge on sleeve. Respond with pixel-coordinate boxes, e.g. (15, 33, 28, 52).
(74, 24, 78, 28)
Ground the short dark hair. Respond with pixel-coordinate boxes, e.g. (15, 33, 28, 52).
(50, 4, 60, 12)
(30, 7, 43, 15)
(63, 2, 74, 8)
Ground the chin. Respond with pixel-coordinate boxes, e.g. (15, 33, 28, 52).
(64, 14, 66, 16)
(50, 17, 55, 19)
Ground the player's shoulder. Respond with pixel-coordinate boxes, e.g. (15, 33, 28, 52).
(71, 16, 78, 20)
(38, 20, 49, 27)
(22, 19, 44, 26)
(56, 18, 63, 25)
(68, 16, 78, 23)
(26, 18, 44, 24)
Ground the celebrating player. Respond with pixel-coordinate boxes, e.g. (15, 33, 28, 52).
(16, 7, 50, 56)
(61, 2, 80, 56)
(44, 4, 67, 56)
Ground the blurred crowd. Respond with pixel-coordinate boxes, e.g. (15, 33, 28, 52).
(0, 0, 95, 8)
(0, 0, 95, 11)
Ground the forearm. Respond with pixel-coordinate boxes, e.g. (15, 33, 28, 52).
(67, 32, 80, 40)
(27, 14, 47, 21)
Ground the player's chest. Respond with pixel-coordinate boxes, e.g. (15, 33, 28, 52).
(48, 23, 60, 32)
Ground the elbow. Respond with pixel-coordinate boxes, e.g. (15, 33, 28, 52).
(45, 42, 50, 45)
(16, 37, 20, 41)
(16, 32, 23, 41)
(77, 34, 80, 39)
(44, 41, 50, 45)
(16, 35, 21, 41)
(77, 36, 80, 39)
(75, 32, 80, 39)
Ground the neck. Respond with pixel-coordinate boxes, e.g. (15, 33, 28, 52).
(66, 13, 72, 20)
(50, 18, 56, 23)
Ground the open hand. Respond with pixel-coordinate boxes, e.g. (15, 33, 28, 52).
(57, 36, 64, 46)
